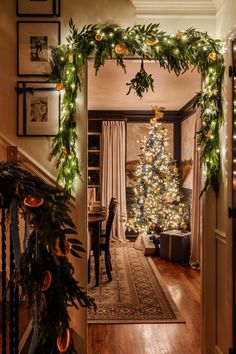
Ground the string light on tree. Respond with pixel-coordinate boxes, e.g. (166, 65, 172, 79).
(127, 107, 189, 236)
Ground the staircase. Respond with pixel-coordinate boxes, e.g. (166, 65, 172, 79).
(0, 135, 57, 353)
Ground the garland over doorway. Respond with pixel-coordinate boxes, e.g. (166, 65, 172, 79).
(50, 20, 225, 196)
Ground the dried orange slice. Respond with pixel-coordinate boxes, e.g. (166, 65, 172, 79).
(55, 238, 71, 257)
(24, 195, 44, 208)
(41, 270, 52, 292)
(57, 328, 71, 353)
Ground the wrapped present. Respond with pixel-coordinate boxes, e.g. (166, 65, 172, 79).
(141, 234, 160, 256)
(160, 230, 191, 263)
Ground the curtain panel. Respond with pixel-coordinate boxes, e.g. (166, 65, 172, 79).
(101, 121, 127, 242)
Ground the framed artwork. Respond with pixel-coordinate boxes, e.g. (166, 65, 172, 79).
(17, 0, 61, 17)
(17, 21, 60, 76)
(16, 81, 60, 136)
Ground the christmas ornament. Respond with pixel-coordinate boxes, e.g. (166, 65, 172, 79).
(114, 44, 127, 55)
(95, 33, 103, 41)
(57, 328, 71, 353)
(205, 130, 212, 138)
(208, 90, 214, 98)
(145, 38, 158, 46)
(176, 32, 184, 40)
(56, 82, 64, 91)
(173, 167, 178, 174)
(62, 147, 69, 156)
(24, 195, 44, 208)
(68, 54, 74, 63)
(55, 238, 71, 257)
(181, 223, 188, 231)
(41, 270, 52, 292)
(151, 222, 157, 229)
(208, 51, 217, 61)
(147, 156, 154, 163)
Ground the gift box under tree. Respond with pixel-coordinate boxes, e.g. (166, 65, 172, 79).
(160, 230, 191, 263)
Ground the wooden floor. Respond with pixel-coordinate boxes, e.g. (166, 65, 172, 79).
(88, 256, 201, 354)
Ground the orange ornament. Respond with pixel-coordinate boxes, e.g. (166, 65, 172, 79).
(68, 54, 74, 63)
(114, 44, 127, 55)
(147, 156, 154, 163)
(145, 38, 158, 46)
(56, 82, 64, 91)
(208, 51, 217, 61)
(55, 238, 70, 257)
(24, 195, 44, 208)
(95, 33, 103, 41)
(57, 328, 71, 353)
(176, 32, 184, 40)
(208, 90, 214, 98)
(62, 147, 68, 156)
(151, 222, 157, 229)
(205, 130, 212, 138)
(41, 270, 52, 292)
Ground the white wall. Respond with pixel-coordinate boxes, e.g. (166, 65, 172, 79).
(216, 1, 236, 38)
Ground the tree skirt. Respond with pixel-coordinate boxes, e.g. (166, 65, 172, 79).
(87, 242, 184, 323)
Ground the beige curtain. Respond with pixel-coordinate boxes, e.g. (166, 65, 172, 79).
(190, 109, 201, 269)
(101, 121, 127, 242)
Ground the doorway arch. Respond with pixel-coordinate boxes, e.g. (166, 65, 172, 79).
(50, 20, 225, 197)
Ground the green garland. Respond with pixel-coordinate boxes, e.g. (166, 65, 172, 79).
(0, 161, 95, 353)
(50, 20, 225, 196)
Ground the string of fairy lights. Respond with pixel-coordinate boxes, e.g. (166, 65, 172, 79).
(50, 20, 225, 196)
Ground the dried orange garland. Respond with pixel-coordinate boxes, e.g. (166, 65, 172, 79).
(57, 328, 71, 353)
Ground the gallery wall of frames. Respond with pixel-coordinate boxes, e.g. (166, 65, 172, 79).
(16, 0, 61, 137)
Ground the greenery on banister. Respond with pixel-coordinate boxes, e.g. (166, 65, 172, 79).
(50, 19, 225, 196)
(0, 161, 95, 353)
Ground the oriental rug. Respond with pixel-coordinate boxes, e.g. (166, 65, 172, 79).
(87, 242, 184, 323)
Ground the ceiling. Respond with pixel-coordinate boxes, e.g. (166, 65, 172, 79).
(87, 60, 201, 111)
(129, 0, 224, 18)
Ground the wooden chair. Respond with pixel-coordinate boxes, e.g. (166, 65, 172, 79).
(108, 197, 117, 211)
(89, 201, 118, 283)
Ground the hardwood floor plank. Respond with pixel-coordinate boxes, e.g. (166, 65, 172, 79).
(88, 255, 201, 354)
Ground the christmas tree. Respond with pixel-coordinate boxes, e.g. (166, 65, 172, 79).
(127, 107, 189, 236)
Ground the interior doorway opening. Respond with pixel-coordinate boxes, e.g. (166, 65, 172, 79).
(87, 58, 202, 353)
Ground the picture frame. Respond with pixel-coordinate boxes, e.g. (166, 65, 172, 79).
(17, 0, 61, 17)
(17, 21, 60, 76)
(16, 81, 60, 137)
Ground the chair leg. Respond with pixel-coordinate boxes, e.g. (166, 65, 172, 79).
(108, 253, 112, 271)
(105, 252, 112, 282)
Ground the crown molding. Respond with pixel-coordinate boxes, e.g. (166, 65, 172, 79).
(130, 0, 217, 19)
(212, 0, 224, 12)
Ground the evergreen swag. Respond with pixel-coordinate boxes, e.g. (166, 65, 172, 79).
(50, 20, 225, 196)
(0, 161, 95, 353)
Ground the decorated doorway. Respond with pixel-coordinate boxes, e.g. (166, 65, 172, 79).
(16, 20, 227, 354)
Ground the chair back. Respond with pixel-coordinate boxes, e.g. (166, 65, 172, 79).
(105, 201, 118, 247)
(108, 197, 117, 212)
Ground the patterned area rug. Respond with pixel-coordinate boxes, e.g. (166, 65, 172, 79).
(88, 242, 184, 323)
